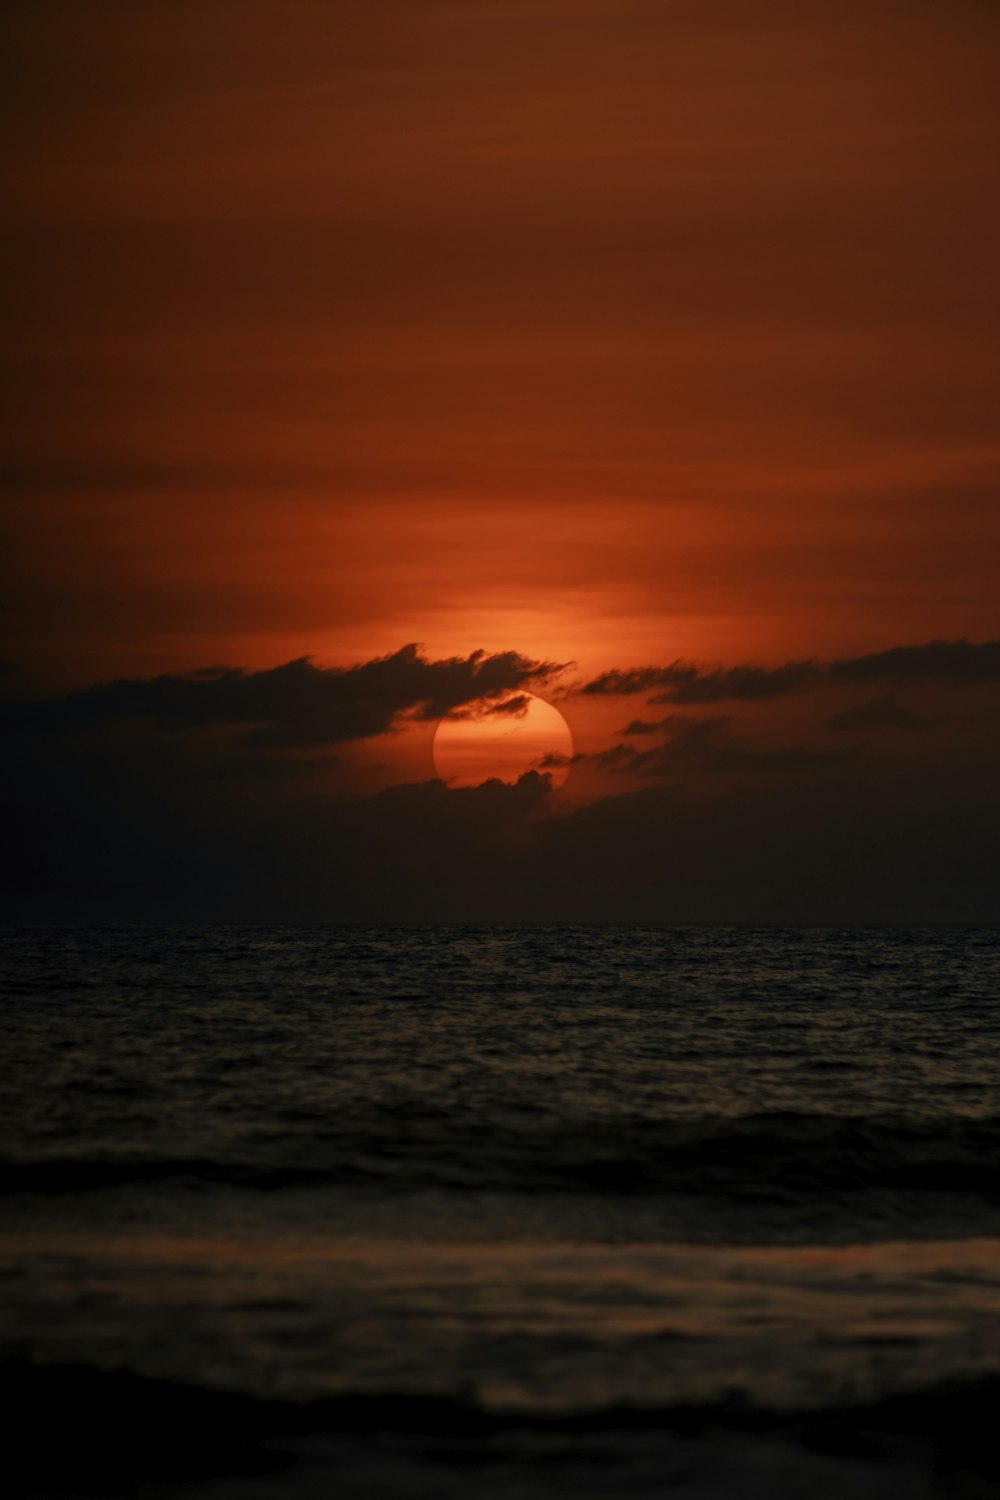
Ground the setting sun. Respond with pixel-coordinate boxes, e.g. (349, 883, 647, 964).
(432, 693, 574, 788)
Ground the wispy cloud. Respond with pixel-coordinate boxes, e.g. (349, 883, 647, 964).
(590, 714, 856, 776)
(579, 639, 1000, 703)
(4, 646, 567, 748)
(825, 693, 940, 733)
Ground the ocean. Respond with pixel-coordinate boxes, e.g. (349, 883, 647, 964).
(3, 924, 1000, 1497)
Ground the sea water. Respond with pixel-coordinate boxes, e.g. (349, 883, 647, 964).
(3, 925, 1000, 1496)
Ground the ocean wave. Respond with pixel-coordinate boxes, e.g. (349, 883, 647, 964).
(5, 1112, 1000, 1200)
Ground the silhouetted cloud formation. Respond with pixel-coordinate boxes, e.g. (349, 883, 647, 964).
(591, 716, 855, 776)
(828, 639, 1000, 685)
(5, 717, 997, 923)
(621, 719, 666, 736)
(484, 694, 532, 717)
(4, 646, 565, 748)
(449, 693, 533, 721)
(537, 751, 586, 769)
(826, 694, 938, 733)
(583, 660, 817, 703)
(3, 637, 999, 923)
(580, 639, 1000, 703)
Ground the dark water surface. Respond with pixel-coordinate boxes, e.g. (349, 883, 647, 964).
(3, 925, 1000, 1497)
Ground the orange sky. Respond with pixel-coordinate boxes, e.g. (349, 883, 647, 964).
(3, 0, 998, 700)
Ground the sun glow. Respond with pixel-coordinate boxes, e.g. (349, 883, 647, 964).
(433, 693, 574, 789)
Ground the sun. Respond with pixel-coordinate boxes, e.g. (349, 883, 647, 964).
(433, 693, 574, 788)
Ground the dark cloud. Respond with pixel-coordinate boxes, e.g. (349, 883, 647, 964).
(583, 659, 822, 702)
(589, 742, 640, 772)
(537, 750, 585, 769)
(449, 693, 533, 721)
(829, 638, 1000, 686)
(529, 761, 1000, 924)
(592, 715, 855, 777)
(485, 694, 532, 717)
(4, 719, 997, 924)
(651, 662, 819, 706)
(3, 646, 565, 748)
(620, 719, 664, 735)
(579, 639, 1000, 702)
(0, 712, 558, 920)
(826, 694, 939, 733)
(0, 660, 20, 701)
(581, 667, 681, 698)
(2, 640, 998, 923)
